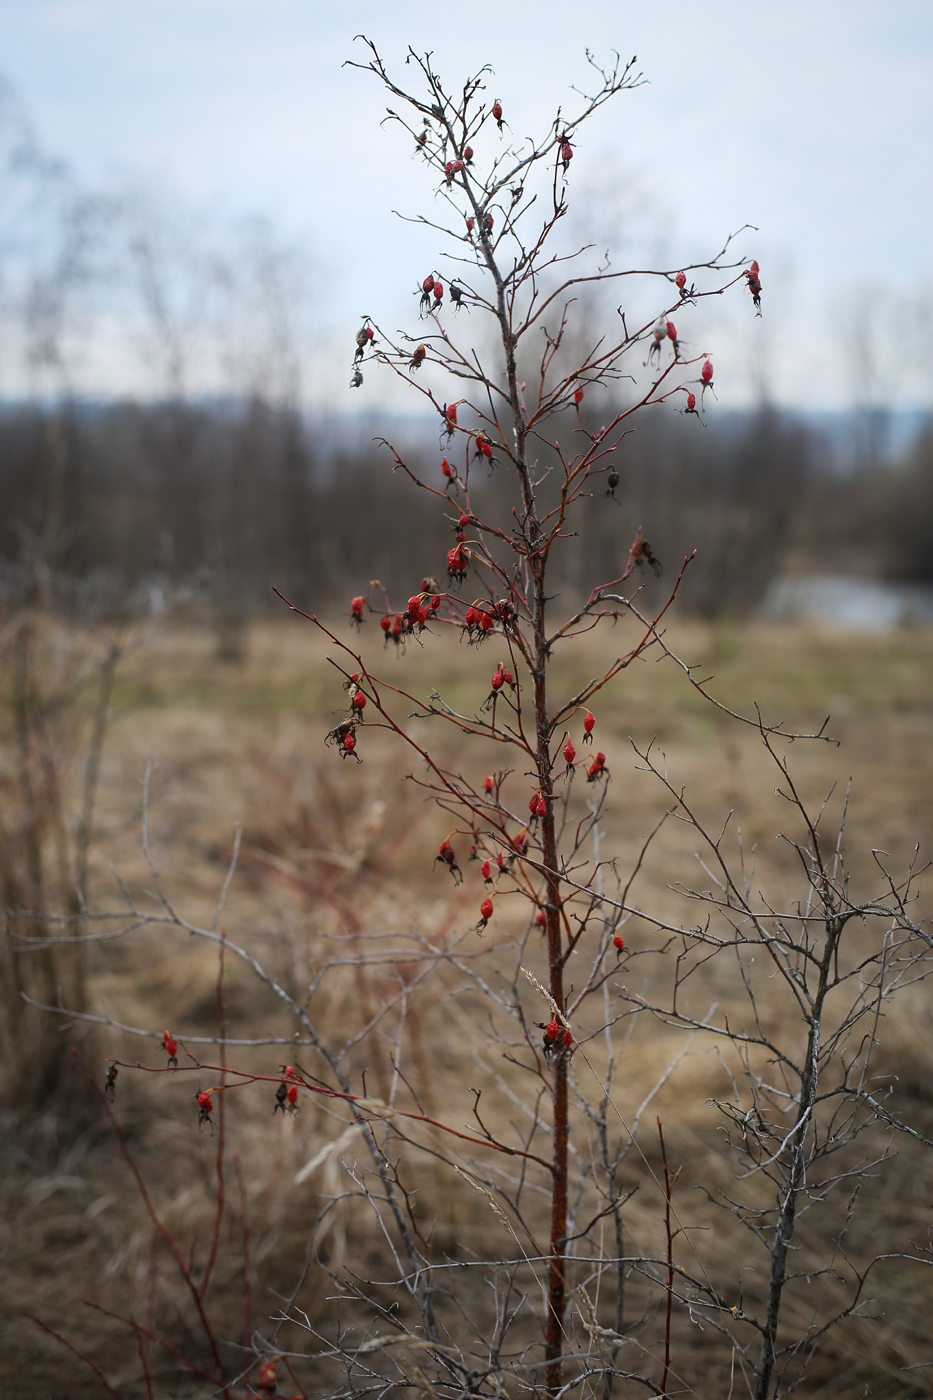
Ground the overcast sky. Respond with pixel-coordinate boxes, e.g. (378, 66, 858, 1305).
(0, 0, 931, 411)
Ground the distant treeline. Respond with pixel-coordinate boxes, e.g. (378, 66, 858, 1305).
(1, 398, 931, 627)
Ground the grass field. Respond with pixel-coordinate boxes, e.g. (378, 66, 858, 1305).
(2, 613, 933, 1398)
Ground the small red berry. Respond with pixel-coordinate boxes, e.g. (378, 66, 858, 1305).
(430, 595, 441, 611)
(447, 544, 469, 582)
(502, 667, 514, 686)
(433, 280, 444, 300)
(573, 387, 584, 405)
(535, 795, 547, 817)
(675, 270, 686, 292)
(496, 852, 504, 869)
(613, 934, 625, 952)
(463, 145, 473, 162)
(352, 690, 366, 710)
(563, 1029, 572, 1048)
(563, 737, 576, 766)
(587, 750, 607, 781)
(451, 159, 463, 174)
(701, 359, 714, 384)
(480, 611, 494, 631)
(561, 141, 573, 168)
(484, 775, 494, 794)
(583, 711, 595, 734)
(380, 615, 391, 632)
(441, 457, 454, 478)
(466, 215, 474, 232)
(529, 792, 540, 815)
(482, 859, 491, 880)
(163, 1030, 178, 1064)
(492, 100, 502, 122)
(343, 733, 356, 753)
(423, 274, 435, 292)
(350, 596, 365, 625)
(491, 667, 504, 691)
(287, 1083, 298, 1107)
(546, 1019, 559, 1040)
(535, 909, 546, 927)
(686, 392, 697, 412)
(480, 896, 494, 922)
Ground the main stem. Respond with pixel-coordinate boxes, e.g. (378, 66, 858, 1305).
(485, 237, 569, 1394)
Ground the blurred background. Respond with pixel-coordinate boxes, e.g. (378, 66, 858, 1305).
(0, 0, 931, 632)
(2, 7, 933, 1396)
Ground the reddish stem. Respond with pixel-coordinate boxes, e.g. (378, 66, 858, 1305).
(70, 1047, 232, 1399)
(22, 1312, 124, 1400)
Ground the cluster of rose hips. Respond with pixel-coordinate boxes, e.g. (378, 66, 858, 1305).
(419, 274, 445, 313)
(544, 1018, 573, 1060)
(648, 315, 680, 366)
(447, 541, 471, 584)
(473, 434, 495, 463)
(274, 1065, 299, 1116)
(483, 661, 516, 707)
(325, 718, 360, 761)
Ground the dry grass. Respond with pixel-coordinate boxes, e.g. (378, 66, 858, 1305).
(3, 613, 933, 1397)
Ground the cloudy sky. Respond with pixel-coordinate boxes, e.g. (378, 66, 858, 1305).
(0, 0, 930, 410)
